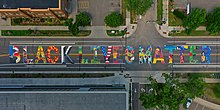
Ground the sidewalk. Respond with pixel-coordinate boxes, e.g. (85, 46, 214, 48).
(169, 26, 206, 31)
(155, 0, 170, 38)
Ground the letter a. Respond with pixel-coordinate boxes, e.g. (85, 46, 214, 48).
(153, 46, 165, 64)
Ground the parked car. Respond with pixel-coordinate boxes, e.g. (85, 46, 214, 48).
(186, 98, 192, 108)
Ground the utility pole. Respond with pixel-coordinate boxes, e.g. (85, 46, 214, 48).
(121, 27, 128, 73)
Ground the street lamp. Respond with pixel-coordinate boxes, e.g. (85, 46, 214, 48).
(121, 27, 128, 72)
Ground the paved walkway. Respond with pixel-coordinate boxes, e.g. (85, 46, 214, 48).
(0, 18, 11, 26)
(68, 0, 78, 23)
(130, 72, 220, 84)
(155, 0, 170, 38)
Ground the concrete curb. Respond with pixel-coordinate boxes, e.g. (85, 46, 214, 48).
(171, 36, 220, 38)
(0, 36, 90, 39)
(194, 98, 220, 110)
(155, 24, 171, 39)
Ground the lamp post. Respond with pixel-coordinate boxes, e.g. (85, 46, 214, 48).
(172, 37, 176, 78)
(121, 27, 128, 73)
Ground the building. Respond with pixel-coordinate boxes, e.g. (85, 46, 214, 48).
(0, 74, 129, 110)
(0, 85, 128, 110)
(0, 0, 68, 19)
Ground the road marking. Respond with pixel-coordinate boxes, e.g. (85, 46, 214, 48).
(168, 41, 220, 45)
(26, 65, 67, 68)
(2, 53, 220, 57)
(172, 53, 220, 56)
(194, 103, 198, 110)
(10, 41, 125, 45)
(0, 91, 128, 93)
(173, 65, 220, 68)
(0, 53, 125, 57)
(167, 41, 187, 43)
(201, 106, 205, 110)
(0, 67, 126, 69)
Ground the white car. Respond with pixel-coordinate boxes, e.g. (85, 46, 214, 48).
(186, 98, 192, 108)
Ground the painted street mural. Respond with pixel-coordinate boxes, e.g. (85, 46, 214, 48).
(9, 45, 212, 65)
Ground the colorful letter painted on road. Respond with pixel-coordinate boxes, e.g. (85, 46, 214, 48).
(8, 45, 214, 65)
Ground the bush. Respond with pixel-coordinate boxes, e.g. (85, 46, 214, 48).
(12, 18, 22, 24)
(214, 84, 220, 98)
(173, 9, 186, 20)
(104, 12, 123, 27)
(76, 12, 91, 26)
(64, 18, 73, 26)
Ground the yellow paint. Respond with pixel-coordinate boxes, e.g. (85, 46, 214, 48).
(153, 58, 165, 64)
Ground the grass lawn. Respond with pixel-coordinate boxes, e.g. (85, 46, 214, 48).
(168, 12, 183, 26)
(76, 30, 91, 36)
(169, 30, 220, 36)
(2, 30, 91, 36)
(157, 0, 163, 25)
(168, 1, 183, 26)
(204, 84, 220, 105)
(106, 30, 125, 36)
(188, 73, 212, 78)
(130, 11, 137, 24)
(122, 0, 127, 25)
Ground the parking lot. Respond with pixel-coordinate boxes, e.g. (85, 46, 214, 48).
(189, 0, 220, 12)
(185, 102, 213, 110)
(78, 0, 121, 26)
(175, 0, 220, 12)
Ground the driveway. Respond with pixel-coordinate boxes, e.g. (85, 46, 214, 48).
(78, 0, 121, 26)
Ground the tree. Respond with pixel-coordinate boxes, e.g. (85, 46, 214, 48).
(76, 12, 91, 26)
(184, 74, 205, 99)
(183, 8, 206, 34)
(104, 12, 123, 27)
(173, 9, 186, 20)
(140, 73, 184, 110)
(206, 6, 220, 34)
(69, 22, 79, 36)
(127, 0, 153, 15)
(140, 73, 205, 110)
(66, 12, 91, 36)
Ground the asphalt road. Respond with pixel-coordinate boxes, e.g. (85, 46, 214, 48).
(132, 83, 140, 110)
(1, 37, 220, 72)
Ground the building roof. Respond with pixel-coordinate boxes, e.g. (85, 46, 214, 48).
(0, 91, 128, 110)
(0, 0, 59, 9)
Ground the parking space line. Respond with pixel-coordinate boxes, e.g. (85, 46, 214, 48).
(194, 103, 198, 110)
(201, 106, 204, 110)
